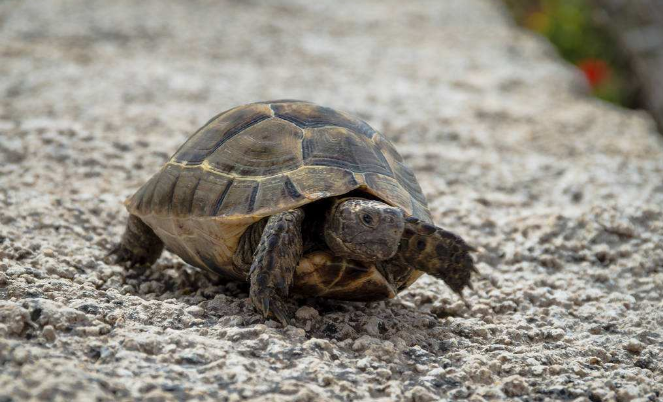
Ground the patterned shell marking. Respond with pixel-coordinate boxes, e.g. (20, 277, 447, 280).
(126, 100, 431, 223)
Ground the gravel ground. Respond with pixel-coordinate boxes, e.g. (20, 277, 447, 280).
(1, 0, 662, 401)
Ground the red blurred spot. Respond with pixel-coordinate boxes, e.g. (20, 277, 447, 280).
(577, 58, 610, 88)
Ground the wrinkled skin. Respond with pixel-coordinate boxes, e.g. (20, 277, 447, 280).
(324, 198, 476, 296)
(324, 198, 405, 261)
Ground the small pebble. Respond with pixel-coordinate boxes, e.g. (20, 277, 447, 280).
(476, 367, 494, 383)
(617, 385, 640, 401)
(623, 339, 645, 354)
(286, 327, 306, 338)
(547, 328, 565, 341)
(185, 305, 205, 317)
(362, 316, 381, 336)
(42, 325, 56, 342)
(295, 306, 319, 321)
(319, 374, 333, 387)
(502, 375, 529, 397)
(407, 386, 437, 402)
(12, 347, 30, 365)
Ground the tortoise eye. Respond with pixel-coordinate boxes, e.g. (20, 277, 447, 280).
(362, 214, 374, 226)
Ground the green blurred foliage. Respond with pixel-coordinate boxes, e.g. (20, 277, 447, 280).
(503, 0, 635, 106)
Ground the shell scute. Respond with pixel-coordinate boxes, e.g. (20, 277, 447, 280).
(363, 173, 414, 215)
(149, 164, 180, 215)
(287, 166, 359, 201)
(215, 178, 260, 217)
(203, 117, 304, 177)
(171, 169, 201, 216)
(250, 175, 305, 216)
(302, 126, 393, 177)
(271, 102, 376, 138)
(172, 103, 273, 165)
(191, 170, 233, 216)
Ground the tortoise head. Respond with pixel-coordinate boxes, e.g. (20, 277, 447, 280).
(324, 198, 404, 262)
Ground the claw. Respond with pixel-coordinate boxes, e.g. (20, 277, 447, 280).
(460, 294, 472, 310)
(250, 286, 291, 327)
(270, 301, 290, 327)
(106, 242, 157, 268)
(105, 243, 128, 265)
(105, 244, 119, 259)
(260, 297, 270, 316)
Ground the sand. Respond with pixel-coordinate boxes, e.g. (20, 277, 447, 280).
(1, 0, 662, 400)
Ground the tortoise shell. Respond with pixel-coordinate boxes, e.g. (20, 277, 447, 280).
(125, 100, 432, 299)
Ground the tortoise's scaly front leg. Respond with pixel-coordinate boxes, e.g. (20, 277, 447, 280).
(108, 214, 164, 267)
(249, 209, 304, 326)
(394, 216, 476, 294)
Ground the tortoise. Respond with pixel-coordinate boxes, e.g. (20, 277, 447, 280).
(111, 100, 476, 325)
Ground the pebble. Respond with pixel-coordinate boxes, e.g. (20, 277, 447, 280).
(616, 385, 640, 401)
(356, 357, 372, 370)
(12, 347, 30, 365)
(547, 328, 566, 341)
(502, 375, 529, 397)
(42, 325, 56, 342)
(407, 386, 438, 402)
(295, 306, 319, 321)
(475, 368, 494, 384)
(549, 365, 564, 375)
(185, 305, 204, 317)
(352, 335, 381, 352)
(285, 326, 306, 338)
(623, 339, 645, 354)
(318, 374, 333, 387)
(362, 316, 381, 336)
(530, 365, 545, 376)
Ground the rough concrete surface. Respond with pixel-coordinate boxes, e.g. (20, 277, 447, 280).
(1, 0, 662, 401)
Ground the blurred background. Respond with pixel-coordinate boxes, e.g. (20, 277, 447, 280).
(504, 0, 663, 134)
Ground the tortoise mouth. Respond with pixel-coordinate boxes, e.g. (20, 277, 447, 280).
(344, 239, 399, 261)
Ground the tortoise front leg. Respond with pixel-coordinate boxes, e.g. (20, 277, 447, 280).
(108, 214, 164, 267)
(395, 217, 476, 294)
(249, 208, 304, 326)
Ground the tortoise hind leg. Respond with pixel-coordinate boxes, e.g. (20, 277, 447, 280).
(108, 214, 164, 267)
(249, 209, 304, 326)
